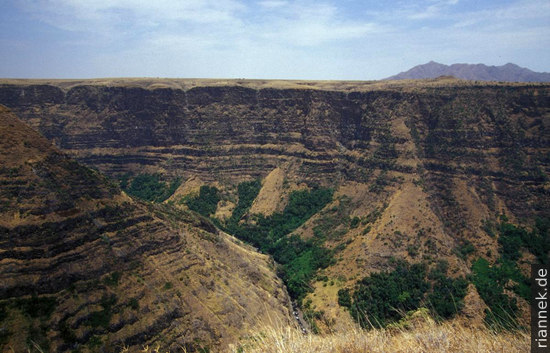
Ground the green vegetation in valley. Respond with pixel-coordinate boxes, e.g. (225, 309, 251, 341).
(121, 173, 181, 202)
(339, 260, 467, 328)
(231, 188, 333, 301)
(185, 185, 220, 216)
(227, 185, 334, 301)
(498, 218, 549, 264)
(337, 288, 352, 308)
(426, 261, 468, 319)
(341, 261, 428, 328)
(471, 257, 524, 330)
(470, 217, 547, 329)
(188, 181, 334, 302)
(274, 236, 334, 300)
(228, 179, 262, 224)
(343, 218, 547, 330)
(455, 239, 475, 260)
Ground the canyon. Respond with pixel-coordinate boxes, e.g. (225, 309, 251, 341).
(0, 106, 292, 352)
(0, 77, 548, 351)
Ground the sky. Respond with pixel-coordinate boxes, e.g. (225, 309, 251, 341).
(0, 0, 549, 80)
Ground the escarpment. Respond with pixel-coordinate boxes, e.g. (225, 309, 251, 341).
(0, 105, 293, 352)
(0, 81, 548, 222)
(0, 78, 549, 336)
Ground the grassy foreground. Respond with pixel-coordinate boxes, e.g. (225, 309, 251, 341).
(228, 316, 528, 353)
(29, 316, 530, 353)
(113, 310, 530, 352)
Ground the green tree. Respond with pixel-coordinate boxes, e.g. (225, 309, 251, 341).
(186, 186, 220, 216)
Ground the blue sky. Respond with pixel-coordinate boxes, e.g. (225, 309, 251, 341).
(1, 0, 549, 79)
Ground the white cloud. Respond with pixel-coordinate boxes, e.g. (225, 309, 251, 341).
(19, 0, 246, 33)
(490, 0, 550, 21)
(252, 2, 381, 46)
(19, 0, 379, 47)
(5, 0, 549, 79)
(446, 0, 550, 30)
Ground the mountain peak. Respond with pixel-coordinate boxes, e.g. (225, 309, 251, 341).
(386, 62, 550, 82)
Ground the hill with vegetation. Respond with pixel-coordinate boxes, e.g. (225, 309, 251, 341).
(0, 77, 548, 351)
(0, 105, 293, 352)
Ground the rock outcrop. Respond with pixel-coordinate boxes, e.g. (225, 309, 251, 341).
(0, 105, 292, 352)
(0, 80, 547, 223)
(0, 78, 548, 335)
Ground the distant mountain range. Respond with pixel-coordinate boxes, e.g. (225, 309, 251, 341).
(386, 61, 550, 82)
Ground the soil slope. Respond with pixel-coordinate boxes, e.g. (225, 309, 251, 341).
(0, 78, 548, 334)
(0, 105, 292, 352)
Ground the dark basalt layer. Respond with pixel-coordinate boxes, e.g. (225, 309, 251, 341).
(0, 82, 548, 225)
(0, 106, 292, 352)
(0, 79, 549, 346)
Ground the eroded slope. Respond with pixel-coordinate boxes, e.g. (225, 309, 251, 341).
(0, 106, 292, 352)
(0, 79, 549, 334)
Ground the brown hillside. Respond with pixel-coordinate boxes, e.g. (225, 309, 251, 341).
(0, 78, 548, 335)
(0, 106, 293, 352)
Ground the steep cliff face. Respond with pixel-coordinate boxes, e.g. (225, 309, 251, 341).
(0, 84, 370, 183)
(0, 105, 292, 352)
(0, 79, 549, 333)
(0, 81, 548, 221)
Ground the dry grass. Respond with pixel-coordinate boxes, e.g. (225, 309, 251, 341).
(229, 317, 529, 353)
(24, 306, 528, 353)
(2, 77, 548, 93)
